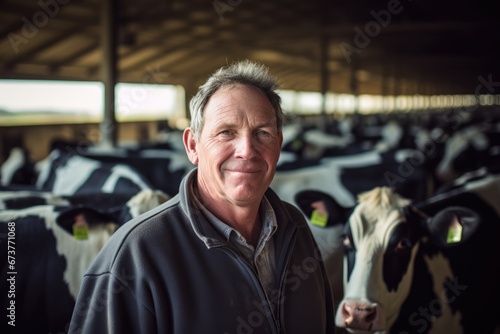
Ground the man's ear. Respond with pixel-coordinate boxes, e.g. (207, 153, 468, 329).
(183, 128, 198, 165)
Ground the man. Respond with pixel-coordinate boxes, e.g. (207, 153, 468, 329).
(69, 60, 336, 333)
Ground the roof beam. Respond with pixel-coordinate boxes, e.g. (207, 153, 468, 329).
(4, 25, 87, 68)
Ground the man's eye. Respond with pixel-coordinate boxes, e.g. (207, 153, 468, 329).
(257, 130, 273, 138)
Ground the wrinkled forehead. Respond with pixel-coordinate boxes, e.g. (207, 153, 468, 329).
(349, 202, 406, 247)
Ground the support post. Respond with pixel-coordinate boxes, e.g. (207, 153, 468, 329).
(100, 0, 118, 148)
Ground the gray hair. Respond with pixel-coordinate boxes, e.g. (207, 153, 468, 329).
(188, 60, 284, 140)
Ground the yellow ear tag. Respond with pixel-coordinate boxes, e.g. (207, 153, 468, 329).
(73, 214, 89, 240)
(310, 209, 329, 227)
(446, 220, 463, 244)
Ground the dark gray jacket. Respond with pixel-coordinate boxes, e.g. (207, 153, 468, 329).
(69, 170, 336, 334)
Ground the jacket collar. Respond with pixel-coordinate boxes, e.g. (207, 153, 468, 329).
(179, 168, 299, 249)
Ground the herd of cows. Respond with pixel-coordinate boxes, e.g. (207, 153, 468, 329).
(1, 110, 500, 333)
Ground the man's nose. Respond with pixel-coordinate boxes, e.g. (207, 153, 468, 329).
(235, 135, 257, 159)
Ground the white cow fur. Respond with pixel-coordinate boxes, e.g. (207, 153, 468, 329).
(339, 189, 418, 331)
(334, 176, 500, 333)
(272, 151, 387, 305)
(100, 164, 151, 193)
(0, 205, 117, 299)
(436, 126, 489, 181)
(36, 150, 152, 195)
(125, 189, 170, 219)
(0, 148, 25, 186)
(272, 163, 355, 208)
(0, 191, 70, 210)
(273, 149, 392, 210)
(308, 223, 345, 303)
(422, 251, 463, 334)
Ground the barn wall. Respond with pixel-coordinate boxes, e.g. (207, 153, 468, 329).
(0, 121, 161, 163)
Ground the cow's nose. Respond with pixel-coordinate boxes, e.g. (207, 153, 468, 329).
(340, 301, 381, 332)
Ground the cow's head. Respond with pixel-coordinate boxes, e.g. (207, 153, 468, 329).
(295, 187, 481, 333)
(436, 126, 489, 182)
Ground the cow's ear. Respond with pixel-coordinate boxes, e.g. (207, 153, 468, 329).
(57, 207, 114, 229)
(426, 206, 481, 247)
(294, 190, 352, 227)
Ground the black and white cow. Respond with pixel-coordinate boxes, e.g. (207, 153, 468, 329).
(36, 149, 154, 196)
(435, 123, 500, 184)
(295, 173, 500, 333)
(280, 119, 406, 162)
(273, 146, 430, 208)
(0, 189, 168, 334)
(272, 147, 429, 303)
(81, 147, 194, 197)
(0, 190, 70, 210)
(0, 147, 36, 187)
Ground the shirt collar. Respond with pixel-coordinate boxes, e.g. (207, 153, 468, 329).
(190, 175, 278, 246)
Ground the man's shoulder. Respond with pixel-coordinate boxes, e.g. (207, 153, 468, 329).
(85, 195, 185, 274)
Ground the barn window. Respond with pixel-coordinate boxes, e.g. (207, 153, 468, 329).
(0, 80, 104, 125)
(0, 80, 184, 126)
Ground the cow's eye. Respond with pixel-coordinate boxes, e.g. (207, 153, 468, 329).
(394, 238, 412, 252)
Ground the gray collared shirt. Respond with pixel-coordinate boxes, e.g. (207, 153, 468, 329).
(190, 181, 278, 312)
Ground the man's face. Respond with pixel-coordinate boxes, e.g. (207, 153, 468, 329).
(184, 84, 282, 207)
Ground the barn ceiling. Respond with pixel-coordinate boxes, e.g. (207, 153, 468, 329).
(1, 0, 500, 97)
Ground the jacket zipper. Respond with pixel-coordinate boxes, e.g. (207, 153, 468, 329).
(275, 229, 297, 334)
(211, 242, 284, 334)
(211, 226, 298, 334)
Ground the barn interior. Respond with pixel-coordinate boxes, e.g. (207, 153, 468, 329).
(1, 0, 500, 162)
(2, 1, 500, 333)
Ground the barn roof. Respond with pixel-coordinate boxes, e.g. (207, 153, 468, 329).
(1, 0, 499, 96)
